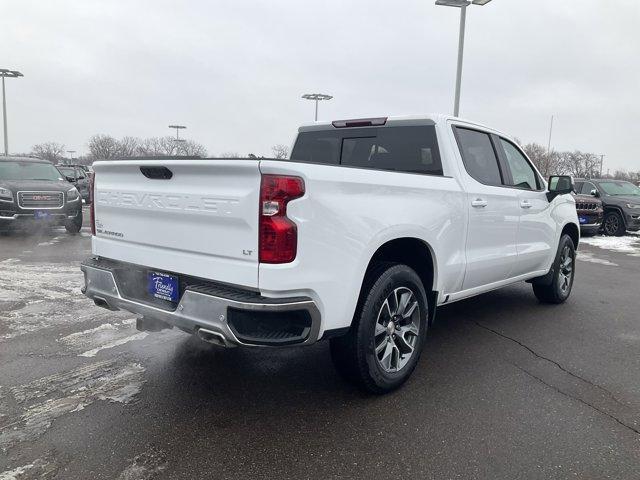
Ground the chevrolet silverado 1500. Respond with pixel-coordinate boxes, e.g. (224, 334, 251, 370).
(81, 114, 579, 393)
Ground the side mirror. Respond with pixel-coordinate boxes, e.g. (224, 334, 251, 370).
(590, 189, 600, 198)
(547, 175, 574, 202)
(65, 175, 75, 183)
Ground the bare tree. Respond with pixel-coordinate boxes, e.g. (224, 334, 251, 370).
(271, 144, 289, 159)
(118, 136, 141, 157)
(523, 143, 563, 178)
(176, 139, 207, 157)
(31, 142, 66, 164)
(88, 134, 121, 160)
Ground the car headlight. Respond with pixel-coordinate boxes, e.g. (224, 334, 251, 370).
(67, 187, 80, 201)
(626, 203, 640, 209)
(0, 187, 13, 202)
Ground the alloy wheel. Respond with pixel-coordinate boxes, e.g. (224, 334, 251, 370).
(604, 214, 619, 235)
(374, 287, 420, 373)
(558, 245, 574, 294)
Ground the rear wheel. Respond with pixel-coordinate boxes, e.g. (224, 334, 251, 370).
(330, 263, 429, 394)
(603, 211, 625, 236)
(65, 210, 82, 234)
(532, 234, 575, 304)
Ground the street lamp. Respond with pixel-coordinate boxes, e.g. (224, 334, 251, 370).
(435, 0, 493, 117)
(168, 124, 186, 143)
(1, 68, 23, 156)
(301, 93, 333, 121)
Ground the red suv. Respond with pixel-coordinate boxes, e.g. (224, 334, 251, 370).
(572, 192, 603, 235)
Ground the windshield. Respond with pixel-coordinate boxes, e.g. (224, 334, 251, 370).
(0, 161, 64, 181)
(58, 167, 76, 177)
(598, 181, 640, 196)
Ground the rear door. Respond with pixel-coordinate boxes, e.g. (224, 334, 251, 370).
(452, 126, 519, 290)
(495, 137, 555, 276)
(92, 159, 261, 288)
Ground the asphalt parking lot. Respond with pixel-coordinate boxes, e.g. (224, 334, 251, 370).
(1, 215, 639, 479)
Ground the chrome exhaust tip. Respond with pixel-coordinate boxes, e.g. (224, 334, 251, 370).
(197, 328, 233, 348)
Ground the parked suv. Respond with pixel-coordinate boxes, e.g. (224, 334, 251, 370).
(81, 114, 579, 393)
(574, 179, 640, 236)
(58, 165, 91, 203)
(572, 191, 603, 235)
(0, 156, 83, 233)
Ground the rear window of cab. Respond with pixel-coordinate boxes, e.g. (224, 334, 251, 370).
(290, 126, 443, 176)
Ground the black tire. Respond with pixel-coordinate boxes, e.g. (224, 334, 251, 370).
(65, 210, 83, 234)
(603, 210, 626, 236)
(532, 234, 576, 304)
(330, 263, 429, 394)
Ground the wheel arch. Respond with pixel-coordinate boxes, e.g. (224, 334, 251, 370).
(603, 205, 627, 228)
(561, 222, 580, 250)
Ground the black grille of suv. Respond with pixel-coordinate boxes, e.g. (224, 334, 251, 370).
(576, 202, 598, 210)
(17, 191, 64, 209)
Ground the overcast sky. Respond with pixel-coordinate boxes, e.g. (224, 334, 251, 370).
(2, 0, 639, 171)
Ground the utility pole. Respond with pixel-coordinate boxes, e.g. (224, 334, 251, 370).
(0, 69, 24, 156)
(301, 94, 333, 121)
(67, 150, 76, 165)
(599, 154, 605, 178)
(435, 0, 494, 117)
(547, 115, 554, 155)
(168, 125, 186, 142)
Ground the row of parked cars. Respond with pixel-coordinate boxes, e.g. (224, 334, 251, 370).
(573, 178, 640, 236)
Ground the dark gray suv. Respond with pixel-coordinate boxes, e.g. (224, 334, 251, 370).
(574, 179, 640, 236)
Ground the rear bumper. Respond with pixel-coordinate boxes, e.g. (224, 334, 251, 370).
(80, 257, 321, 347)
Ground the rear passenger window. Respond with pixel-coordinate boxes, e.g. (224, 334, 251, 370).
(289, 131, 341, 165)
(454, 128, 503, 186)
(290, 126, 443, 176)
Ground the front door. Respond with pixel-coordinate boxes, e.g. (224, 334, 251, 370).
(496, 137, 555, 276)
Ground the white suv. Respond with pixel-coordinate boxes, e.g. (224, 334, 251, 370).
(81, 114, 579, 393)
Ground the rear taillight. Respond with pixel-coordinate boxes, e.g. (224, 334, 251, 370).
(89, 173, 96, 235)
(259, 175, 305, 263)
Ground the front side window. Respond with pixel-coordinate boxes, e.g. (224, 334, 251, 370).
(580, 182, 596, 195)
(454, 128, 502, 186)
(499, 139, 540, 190)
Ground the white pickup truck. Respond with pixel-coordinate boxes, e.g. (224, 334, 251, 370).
(81, 114, 579, 393)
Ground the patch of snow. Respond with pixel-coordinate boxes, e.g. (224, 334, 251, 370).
(576, 251, 618, 266)
(580, 235, 640, 255)
(0, 261, 130, 341)
(0, 360, 145, 451)
(58, 318, 148, 357)
(116, 447, 168, 480)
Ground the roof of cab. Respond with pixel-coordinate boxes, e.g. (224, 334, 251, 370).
(0, 155, 52, 164)
(298, 113, 512, 140)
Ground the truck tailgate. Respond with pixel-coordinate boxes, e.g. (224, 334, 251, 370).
(92, 159, 260, 288)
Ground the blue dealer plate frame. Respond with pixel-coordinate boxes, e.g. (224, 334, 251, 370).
(579, 216, 587, 224)
(147, 271, 179, 303)
(34, 210, 51, 220)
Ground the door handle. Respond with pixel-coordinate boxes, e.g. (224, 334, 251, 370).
(471, 198, 488, 208)
(520, 200, 533, 209)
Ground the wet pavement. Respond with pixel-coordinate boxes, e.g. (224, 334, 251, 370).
(1, 218, 639, 479)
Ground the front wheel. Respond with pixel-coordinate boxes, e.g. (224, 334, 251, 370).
(603, 211, 626, 236)
(330, 263, 429, 394)
(532, 234, 576, 304)
(65, 210, 82, 234)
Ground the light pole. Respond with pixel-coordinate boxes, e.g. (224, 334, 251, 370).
(302, 93, 333, 121)
(168, 124, 186, 143)
(1, 69, 23, 156)
(435, 0, 493, 117)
